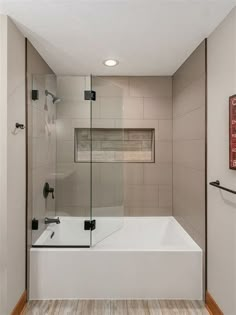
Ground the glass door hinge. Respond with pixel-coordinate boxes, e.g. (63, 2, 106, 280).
(84, 90, 96, 101)
(84, 220, 96, 231)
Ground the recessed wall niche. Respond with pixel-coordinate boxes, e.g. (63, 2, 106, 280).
(74, 128, 155, 163)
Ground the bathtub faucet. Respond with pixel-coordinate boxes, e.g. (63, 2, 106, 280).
(44, 217, 60, 225)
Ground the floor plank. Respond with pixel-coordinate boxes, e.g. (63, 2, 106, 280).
(126, 300, 150, 315)
(76, 300, 110, 315)
(110, 300, 128, 315)
(24, 300, 208, 315)
(59, 300, 79, 315)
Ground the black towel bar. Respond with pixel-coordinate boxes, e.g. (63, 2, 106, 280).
(209, 180, 236, 195)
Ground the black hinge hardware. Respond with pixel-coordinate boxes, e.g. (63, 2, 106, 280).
(84, 220, 96, 231)
(84, 90, 96, 101)
(32, 218, 39, 230)
(32, 90, 39, 100)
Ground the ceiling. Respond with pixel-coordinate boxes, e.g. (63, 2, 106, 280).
(0, 0, 235, 75)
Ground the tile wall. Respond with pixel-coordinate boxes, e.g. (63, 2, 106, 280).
(173, 41, 206, 249)
(56, 76, 91, 217)
(56, 76, 172, 216)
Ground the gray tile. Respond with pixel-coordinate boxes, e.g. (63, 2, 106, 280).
(123, 97, 144, 119)
(155, 141, 173, 163)
(173, 139, 205, 171)
(125, 207, 172, 216)
(124, 184, 158, 208)
(173, 41, 205, 96)
(124, 164, 143, 185)
(57, 76, 85, 101)
(173, 75, 205, 118)
(100, 97, 123, 119)
(144, 163, 172, 185)
(173, 106, 205, 141)
(158, 184, 172, 208)
(144, 97, 172, 120)
(93, 76, 129, 97)
(158, 119, 173, 141)
(129, 76, 172, 98)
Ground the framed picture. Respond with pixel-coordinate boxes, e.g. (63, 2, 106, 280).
(229, 95, 236, 169)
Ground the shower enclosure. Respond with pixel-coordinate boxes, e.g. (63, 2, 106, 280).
(29, 74, 204, 300)
(31, 75, 124, 247)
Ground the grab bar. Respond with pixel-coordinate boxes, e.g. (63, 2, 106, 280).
(209, 180, 236, 195)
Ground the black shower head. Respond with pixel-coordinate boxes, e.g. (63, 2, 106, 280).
(45, 89, 61, 104)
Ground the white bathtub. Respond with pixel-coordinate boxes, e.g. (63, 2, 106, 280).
(30, 216, 202, 300)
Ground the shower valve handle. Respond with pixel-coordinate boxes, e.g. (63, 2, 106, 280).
(43, 182, 55, 199)
(15, 122, 25, 129)
(50, 189, 55, 199)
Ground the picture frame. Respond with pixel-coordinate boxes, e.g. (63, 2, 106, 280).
(229, 95, 236, 169)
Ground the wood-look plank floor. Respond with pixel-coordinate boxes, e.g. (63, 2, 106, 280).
(23, 300, 209, 315)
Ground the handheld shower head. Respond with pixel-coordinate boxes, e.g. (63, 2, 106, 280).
(45, 90, 61, 104)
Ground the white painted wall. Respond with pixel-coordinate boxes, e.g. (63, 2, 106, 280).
(208, 8, 236, 315)
(0, 15, 8, 315)
(0, 16, 26, 315)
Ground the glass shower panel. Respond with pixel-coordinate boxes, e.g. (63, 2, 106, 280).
(31, 75, 91, 247)
(31, 74, 57, 245)
(91, 76, 124, 246)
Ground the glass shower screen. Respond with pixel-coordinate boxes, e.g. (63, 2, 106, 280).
(91, 76, 124, 246)
(30, 75, 124, 247)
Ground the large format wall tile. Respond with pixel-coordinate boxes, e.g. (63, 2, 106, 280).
(129, 77, 172, 98)
(143, 163, 172, 185)
(57, 76, 85, 101)
(173, 41, 205, 96)
(173, 106, 205, 140)
(124, 184, 159, 208)
(123, 97, 144, 119)
(173, 139, 205, 171)
(158, 119, 172, 141)
(56, 101, 93, 119)
(93, 76, 129, 97)
(155, 141, 172, 163)
(158, 185, 173, 208)
(124, 164, 144, 185)
(100, 97, 123, 119)
(173, 75, 205, 118)
(144, 97, 172, 120)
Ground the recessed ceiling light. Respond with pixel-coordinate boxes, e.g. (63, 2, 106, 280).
(103, 59, 119, 67)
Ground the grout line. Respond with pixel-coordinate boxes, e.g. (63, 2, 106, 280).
(173, 103, 205, 119)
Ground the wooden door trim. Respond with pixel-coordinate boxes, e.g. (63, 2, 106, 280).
(206, 291, 224, 315)
(11, 291, 27, 315)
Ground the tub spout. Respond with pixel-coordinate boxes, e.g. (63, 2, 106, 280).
(45, 217, 60, 225)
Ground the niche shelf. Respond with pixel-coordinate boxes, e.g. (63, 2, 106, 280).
(74, 128, 155, 163)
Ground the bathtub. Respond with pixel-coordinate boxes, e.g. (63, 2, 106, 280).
(29, 216, 202, 300)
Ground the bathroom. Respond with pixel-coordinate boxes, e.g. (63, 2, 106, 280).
(0, 1, 236, 314)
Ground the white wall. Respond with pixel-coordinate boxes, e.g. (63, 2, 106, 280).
(208, 8, 236, 315)
(0, 15, 8, 315)
(0, 16, 26, 314)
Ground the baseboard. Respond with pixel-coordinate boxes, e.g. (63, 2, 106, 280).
(11, 291, 27, 315)
(206, 291, 223, 315)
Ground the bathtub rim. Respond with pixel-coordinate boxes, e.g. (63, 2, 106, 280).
(31, 216, 202, 252)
